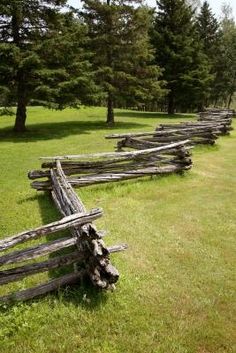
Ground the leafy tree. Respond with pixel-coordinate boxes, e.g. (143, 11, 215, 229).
(152, 0, 212, 113)
(0, 1, 96, 132)
(81, 0, 164, 125)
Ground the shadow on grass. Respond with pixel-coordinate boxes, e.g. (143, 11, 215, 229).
(0, 280, 108, 312)
(115, 111, 196, 119)
(0, 119, 149, 143)
(1, 171, 194, 310)
(0, 191, 108, 309)
(34, 191, 108, 309)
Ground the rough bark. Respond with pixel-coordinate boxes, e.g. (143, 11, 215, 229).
(0, 272, 84, 303)
(12, 5, 28, 133)
(0, 210, 103, 252)
(39, 140, 190, 161)
(106, 92, 115, 126)
(14, 89, 27, 133)
(0, 251, 83, 285)
(50, 161, 124, 289)
(167, 91, 175, 115)
(0, 237, 77, 266)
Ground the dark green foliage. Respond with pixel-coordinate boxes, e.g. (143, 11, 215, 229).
(0, 0, 97, 132)
(195, 1, 220, 106)
(196, 1, 219, 57)
(177, 47, 212, 111)
(187, 0, 201, 12)
(82, 0, 165, 125)
(195, 2, 236, 108)
(152, 0, 212, 113)
(211, 6, 236, 107)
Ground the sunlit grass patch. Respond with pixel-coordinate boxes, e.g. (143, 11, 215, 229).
(0, 107, 235, 353)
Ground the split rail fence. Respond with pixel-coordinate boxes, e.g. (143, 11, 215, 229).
(0, 161, 127, 303)
(0, 141, 192, 302)
(0, 108, 233, 302)
(106, 108, 234, 150)
(29, 140, 192, 191)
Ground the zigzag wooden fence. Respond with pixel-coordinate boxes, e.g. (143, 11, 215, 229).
(0, 108, 232, 303)
(106, 108, 234, 150)
(0, 161, 127, 303)
(29, 140, 192, 190)
(0, 141, 192, 302)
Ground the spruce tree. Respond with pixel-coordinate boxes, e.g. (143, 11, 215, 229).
(187, 0, 202, 13)
(196, 1, 219, 56)
(82, 0, 164, 125)
(211, 5, 236, 107)
(0, 1, 96, 132)
(195, 1, 220, 106)
(152, 0, 212, 113)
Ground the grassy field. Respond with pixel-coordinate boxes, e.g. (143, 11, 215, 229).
(0, 107, 235, 353)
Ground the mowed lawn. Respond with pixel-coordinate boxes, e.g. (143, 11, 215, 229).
(0, 107, 235, 353)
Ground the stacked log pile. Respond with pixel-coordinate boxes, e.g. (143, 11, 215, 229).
(0, 161, 127, 303)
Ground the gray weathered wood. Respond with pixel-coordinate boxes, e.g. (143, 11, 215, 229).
(0, 251, 83, 285)
(31, 164, 191, 190)
(0, 272, 84, 303)
(108, 244, 128, 253)
(39, 140, 190, 161)
(0, 237, 77, 266)
(0, 209, 103, 252)
(50, 161, 122, 289)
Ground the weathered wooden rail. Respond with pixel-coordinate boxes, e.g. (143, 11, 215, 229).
(1, 108, 232, 303)
(106, 108, 234, 150)
(197, 109, 234, 134)
(4, 139, 192, 302)
(1, 140, 192, 302)
(29, 141, 192, 191)
(0, 161, 127, 303)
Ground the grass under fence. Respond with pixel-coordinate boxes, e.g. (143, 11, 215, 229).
(0, 107, 235, 353)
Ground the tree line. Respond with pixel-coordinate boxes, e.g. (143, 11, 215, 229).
(0, 0, 235, 132)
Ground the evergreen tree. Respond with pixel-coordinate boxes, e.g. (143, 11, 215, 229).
(0, 1, 96, 132)
(82, 0, 164, 125)
(196, 1, 220, 106)
(177, 44, 212, 111)
(196, 1, 219, 57)
(152, 0, 212, 113)
(211, 4, 236, 107)
(187, 0, 202, 13)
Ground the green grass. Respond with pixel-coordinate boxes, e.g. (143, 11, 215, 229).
(0, 107, 235, 353)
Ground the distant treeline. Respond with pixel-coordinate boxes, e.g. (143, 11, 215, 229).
(0, 0, 235, 131)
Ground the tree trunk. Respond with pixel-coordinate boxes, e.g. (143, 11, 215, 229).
(227, 87, 234, 109)
(197, 102, 204, 112)
(227, 74, 236, 108)
(14, 68, 27, 133)
(14, 97, 27, 133)
(12, 5, 27, 133)
(227, 92, 233, 109)
(106, 93, 114, 126)
(167, 91, 175, 115)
